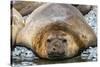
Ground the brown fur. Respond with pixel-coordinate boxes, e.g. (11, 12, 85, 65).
(31, 20, 86, 58)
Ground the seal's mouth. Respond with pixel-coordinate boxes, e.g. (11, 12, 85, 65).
(48, 52, 66, 60)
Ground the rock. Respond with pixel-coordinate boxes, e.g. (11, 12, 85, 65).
(75, 5, 92, 15)
(81, 6, 97, 61)
(12, 46, 39, 61)
(81, 47, 97, 61)
(85, 6, 97, 34)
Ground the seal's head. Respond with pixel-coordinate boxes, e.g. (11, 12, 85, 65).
(33, 24, 81, 60)
(44, 30, 80, 60)
(46, 31, 67, 59)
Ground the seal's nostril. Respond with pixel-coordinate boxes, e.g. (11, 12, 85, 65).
(53, 48, 56, 51)
(47, 39, 51, 43)
(54, 44, 58, 47)
(62, 39, 67, 43)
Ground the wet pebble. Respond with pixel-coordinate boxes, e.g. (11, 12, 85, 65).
(21, 61, 36, 66)
(85, 6, 97, 34)
(12, 46, 38, 61)
(81, 47, 97, 61)
(81, 6, 97, 61)
(12, 61, 37, 67)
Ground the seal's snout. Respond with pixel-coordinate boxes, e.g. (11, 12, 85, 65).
(48, 52, 65, 57)
(48, 47, 65, 59)
(47, 38, 66, 59)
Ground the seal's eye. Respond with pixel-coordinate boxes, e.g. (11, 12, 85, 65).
(47, 39, 51, 43)
(62, 39, 67, 43)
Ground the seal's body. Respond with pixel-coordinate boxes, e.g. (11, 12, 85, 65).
(16, 3, 96, 59)
(11, 8, 24, 46)
(13, 1, 43, 16)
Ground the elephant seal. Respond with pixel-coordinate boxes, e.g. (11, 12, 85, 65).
(16, 3, 96, 60)
(11, 8, 25, 46)
(12, 1, 43, 16)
